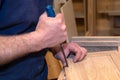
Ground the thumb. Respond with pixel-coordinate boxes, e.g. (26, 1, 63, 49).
(54, 49, 69, 66)
(39, 12, 47, 20)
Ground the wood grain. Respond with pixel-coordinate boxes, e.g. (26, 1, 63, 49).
(61, 0, 78, 42)
(45, 52, 61, 79)
(58, 50, 120, 80)
(72, 36, 120, 47)
(87, 0, 96, 35)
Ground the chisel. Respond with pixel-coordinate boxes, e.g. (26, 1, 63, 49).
(45, 5, 68, 80)
(45, 5, 68, 67)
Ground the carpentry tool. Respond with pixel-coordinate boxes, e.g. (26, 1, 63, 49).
(46, 5, 68, 67)
(46, 5, 68, 80)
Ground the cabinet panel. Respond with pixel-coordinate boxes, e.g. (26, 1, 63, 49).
(58, 50, 120, 80)
(73, 0, 85, 18)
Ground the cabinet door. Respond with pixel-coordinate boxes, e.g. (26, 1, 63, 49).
(58, 50, 120, 80)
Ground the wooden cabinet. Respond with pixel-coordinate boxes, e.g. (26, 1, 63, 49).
(61, 0, 78, 42)
(96, 0, 120, 36)
(72, 0, 87, 36)
(97, 0, 120, 14)
(72, 0, 85, 18)
(72, 0, 120, 36)
(72, 0, 97, 36)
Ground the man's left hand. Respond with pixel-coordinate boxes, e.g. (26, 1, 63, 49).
(54, 42, 87, 66)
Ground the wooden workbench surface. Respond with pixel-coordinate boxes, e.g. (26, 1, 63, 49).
(58, 50, 120, 80)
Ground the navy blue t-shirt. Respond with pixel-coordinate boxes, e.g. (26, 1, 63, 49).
(0, 0, 53, 80)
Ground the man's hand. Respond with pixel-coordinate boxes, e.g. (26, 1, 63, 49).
(54, 42, 87, 66)
(0, 12, 67, 65)
(35, 12, 67, 49)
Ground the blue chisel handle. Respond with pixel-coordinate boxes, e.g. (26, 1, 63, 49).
(46, 5, 56, 17)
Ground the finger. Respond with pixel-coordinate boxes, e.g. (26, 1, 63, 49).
(73, 46, 87, 62)
(73, 48, 81, 62)
(61, 24, 66, 32)
(79, 47, 87, 60)
(56, 13, 64, 24)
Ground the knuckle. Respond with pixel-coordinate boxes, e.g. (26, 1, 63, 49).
(57, 18, 62, 24)
(62, 25, 66, 30)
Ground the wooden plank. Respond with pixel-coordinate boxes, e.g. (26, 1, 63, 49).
(61, 0, 78, 42)
(113, 0, 120, 11)
(71, 36, 120, 47)
(58, 50, 117, 80)
(57, 71, 65, 80)
(72, 36, 120, 41)
(45, 52, 61, 79)
(96, 13, 112, 36)
(86, 0, 96, 35)
(53, 0, 66, 13)
(72, 0, 85, 18)
(97, 0, 113, 13)
(75, 11, 84, 18)
(71, 41, 119, 46)
(58, 50, 120, 80)
(108, 11, 120, 16)
(111, 53, 120, 71)
(71, 37, 120, 52)
(96, 0, 120, 35)
(97, 0, 113, 36)
(84, 0, 87, 35)
(53, 0, 61, 13)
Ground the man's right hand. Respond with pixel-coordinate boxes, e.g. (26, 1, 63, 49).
(34, 12, 67, 48)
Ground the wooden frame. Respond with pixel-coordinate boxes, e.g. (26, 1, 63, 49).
(86, 0, 97, 36)
(96, 0, 120, 36)
(72, 36, 120, 46)
(58, 36, 120, 80)
(58, 50, 120, 80)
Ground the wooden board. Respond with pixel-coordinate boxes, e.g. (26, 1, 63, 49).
(71, 36, 120, 52)
(58, 50, 120, 80)
(72, 0, 85, 18)
(97, 0, 113, 13)
(45, 51, 61, 79)
(86, 0, 96, 36)
(53, 0, 66, 13)
(61, 0, 78, 42)
(72, 36, 120, 47)
(58, 37, 120, 80)
(96, 0, 120, 36)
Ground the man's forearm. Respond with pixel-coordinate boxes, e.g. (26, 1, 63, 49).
(0, 12, 67, 65)
(0, 32, 44, 65)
